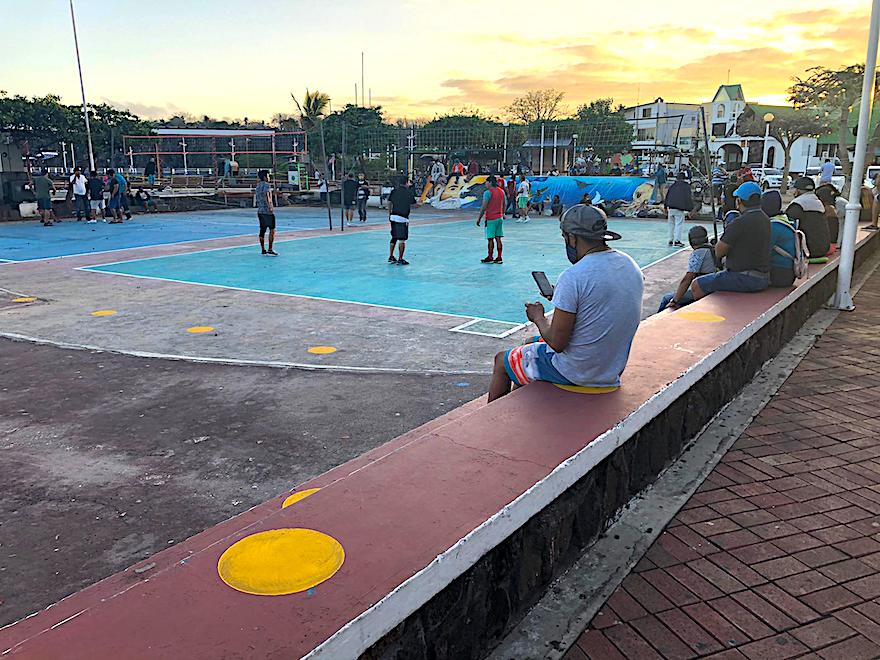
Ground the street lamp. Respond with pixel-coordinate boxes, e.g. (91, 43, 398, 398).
(762, 112, 775, 168)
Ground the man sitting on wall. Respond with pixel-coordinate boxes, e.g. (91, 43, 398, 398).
(786, 177, 831, 259)
(488, 205, 644, 402)
(691, 181, 771, 300)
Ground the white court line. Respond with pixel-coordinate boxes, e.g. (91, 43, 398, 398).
(449, 318, 529, 338)
(74, 267, 524, 327)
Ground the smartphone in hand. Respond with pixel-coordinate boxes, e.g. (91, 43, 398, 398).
(532, 271, 554, 300)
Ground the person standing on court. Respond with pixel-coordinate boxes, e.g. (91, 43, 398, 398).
(516, 174, 531, 223)
(87, 170, 104, 223)
(254, 169, 278, 256)
(144, 157, 158, 185)
(69, 166, 89, 221)
(342, 173, 359, 227)
(33, 169, 55, 226)
(388, 179, 418, 265)
(114, 169, 133, 220)
(106, 169, 124, 224)
(654, 162, 668, 202)
(477, 175, 505, 264)
(356, 173, 370, 223)
(664, 172, 693, 247)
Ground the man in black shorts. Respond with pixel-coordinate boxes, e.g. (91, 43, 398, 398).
(254, 169, 278, 255)
(388, 179, 418, 265)
(342, 173, 358, 226)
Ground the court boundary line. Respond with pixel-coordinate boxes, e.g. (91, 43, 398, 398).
(74, 267, 527, 327)
(0, 330, 489, 376)
(449, 318, 528, 338)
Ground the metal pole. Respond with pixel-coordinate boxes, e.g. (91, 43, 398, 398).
(503, 125, 508, 171)
(69, 0, 95, 171)
(699, 106, 719, 241)
(271, 134, 277, 206)
(128, 146, 133, 170)
(319, 119, 333, 230)
(355, 84, 358, 106)
(181, 138, 188, 174)
(762, 121, 770, 167)
(62, 141, 68, 171)
(539, 123, 545, 175)
(361, 51, 365, 107)
(71, 143, 76, 170)
(408, 127, 414, 178)
(832, 0, 880, 311)
(552, 128, 558, 171)
(340, 123, 346, 231)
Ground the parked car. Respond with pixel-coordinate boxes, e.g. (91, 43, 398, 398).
(806, 165, 846, 191)
(750, 167, 788, 191)
(865, 165, 880, 190)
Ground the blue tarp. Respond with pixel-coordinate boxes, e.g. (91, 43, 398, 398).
(445, 175, 652, 209)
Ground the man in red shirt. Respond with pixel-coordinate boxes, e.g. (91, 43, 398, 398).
(476, 175, 505, 264)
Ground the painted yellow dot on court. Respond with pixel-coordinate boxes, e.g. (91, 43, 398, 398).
(12, 297, 37, 303)
(675, 311, 726, 323)
(307, 346, 337, 355)
(187, 326, 215, 334)
(218, 528, 344, 596)
(554, 384, 620, 394)
(282, 488, 321, 509)
(91, 310, 117, 317)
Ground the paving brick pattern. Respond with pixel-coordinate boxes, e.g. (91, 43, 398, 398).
(566, 276, 880, 659)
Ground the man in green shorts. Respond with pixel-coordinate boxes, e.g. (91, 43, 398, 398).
(476, 175, 505, 264)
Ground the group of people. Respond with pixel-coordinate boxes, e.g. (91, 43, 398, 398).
(656, 175, 842, 314)
(31, 167, 157, 226)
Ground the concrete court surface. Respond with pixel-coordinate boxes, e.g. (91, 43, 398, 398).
(0, 338, 480, 627)
(0, 207, 692, 373)
(0, 206, 692, 629)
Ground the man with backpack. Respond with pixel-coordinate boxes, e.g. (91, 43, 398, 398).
(761, 190, 807, 288)
(657, 226, 717, 312)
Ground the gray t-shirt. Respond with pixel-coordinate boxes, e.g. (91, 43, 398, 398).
(549, 250, 644, 387)
(254, 181, 271, 213)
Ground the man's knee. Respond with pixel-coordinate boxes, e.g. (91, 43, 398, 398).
(493, 351, 506, 371)
(259, 226, 267, 238)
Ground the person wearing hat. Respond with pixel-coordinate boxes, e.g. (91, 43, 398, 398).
(488, 205, 643, 402)
(664, 171, 694, 247)
(691, 181, 771, 301)
(786, 177, 830, 259)
(657, 225, 717, 312)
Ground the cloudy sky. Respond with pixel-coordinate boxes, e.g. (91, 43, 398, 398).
(2, 0, 872, 122)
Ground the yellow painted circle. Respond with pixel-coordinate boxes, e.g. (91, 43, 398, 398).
(217, 528, 344, 596)
(554, 384, 620, 394)
(307, 346, 337, 355)
(12, 297, 37, 303)
(282, 488, 321, 509)
(675, 311, 726, 323)
(187, 326, 215, 334)
(91, 310, 117, 317)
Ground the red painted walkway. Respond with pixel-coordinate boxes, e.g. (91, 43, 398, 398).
(567, 265, 880, 660)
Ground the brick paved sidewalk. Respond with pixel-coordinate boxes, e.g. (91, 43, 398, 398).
(565, 273, 880, 660)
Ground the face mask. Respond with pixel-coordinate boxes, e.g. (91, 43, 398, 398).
(565, 236, 579, 264)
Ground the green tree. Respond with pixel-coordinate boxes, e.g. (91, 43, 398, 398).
(789, 65, 880, 192)
(574, 98, 633, 159)
(505, 89, 566, 123)
(292, 89, 330, 130)
(738, 107, 825, 193)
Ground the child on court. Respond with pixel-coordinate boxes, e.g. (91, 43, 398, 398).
(476, 175, 505, 264)
(516, 175, 531, 222)
(657, 225, 717, 312)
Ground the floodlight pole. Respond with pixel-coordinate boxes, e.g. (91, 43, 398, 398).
(539, 124, 545, 175)
(69, 0, 95, 171)
(832, 0, 880, 311)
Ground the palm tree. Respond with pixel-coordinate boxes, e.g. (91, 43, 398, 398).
(292, 89, 330, 130)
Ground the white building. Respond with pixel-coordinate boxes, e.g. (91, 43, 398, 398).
(703, 85, 816, 174)
(623, 98, 702, 168)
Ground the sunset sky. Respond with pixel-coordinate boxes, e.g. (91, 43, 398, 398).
(3, 0, 872, 122)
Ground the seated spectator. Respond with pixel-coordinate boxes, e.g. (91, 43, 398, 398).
(550, 194, 563, 216)
(531, 195, 545, 215)
(488, 205, 643, 401)
(580, 193, 593, 206)
(761, 190, 800, 288)
(815, 183, 842, 246)
(134, 188, 158, 213)
(691, 182, 771, 300)
(658, 225, 717, 312)
(786, 177, 830, 259)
